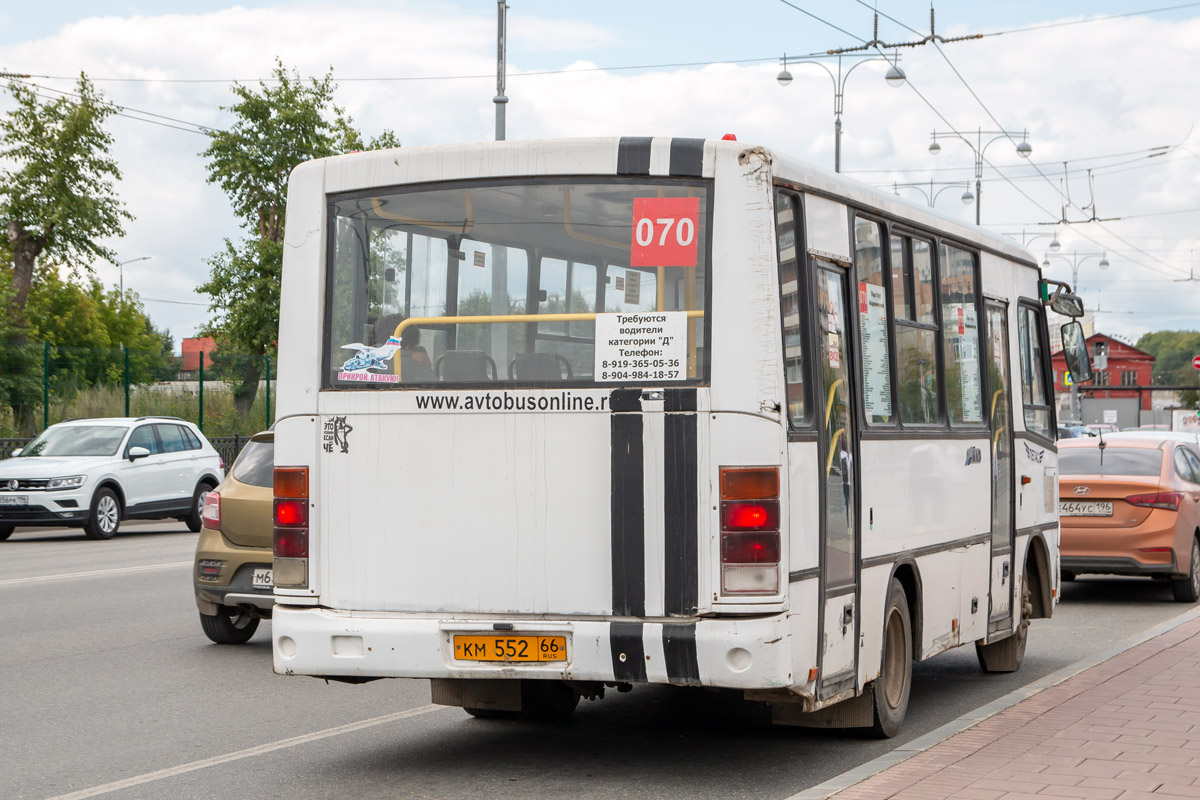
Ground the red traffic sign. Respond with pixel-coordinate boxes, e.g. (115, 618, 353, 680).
(1193, 354, 1200, 370)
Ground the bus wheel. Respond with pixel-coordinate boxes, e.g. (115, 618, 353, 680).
(520, 680, 580, 722)
(871, 578, 912, 738)
(976, 564, 1032, 673)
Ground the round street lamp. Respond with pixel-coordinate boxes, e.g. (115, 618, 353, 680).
(777, 52, 905, 173)
(961, 189, 975, 205)
(927, 128, 1036, 225)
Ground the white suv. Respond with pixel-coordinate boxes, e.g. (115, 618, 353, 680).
(0, 417, 224, 540)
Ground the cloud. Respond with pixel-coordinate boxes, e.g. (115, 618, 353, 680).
(0, 5, 1196, 348)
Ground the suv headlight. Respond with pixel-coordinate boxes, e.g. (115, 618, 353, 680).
(48, 476, 86, 490)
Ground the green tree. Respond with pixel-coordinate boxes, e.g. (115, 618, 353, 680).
(0, 74, 131, 431)
(199, 60, 398, 413)
(1136, 330, 1200, 410)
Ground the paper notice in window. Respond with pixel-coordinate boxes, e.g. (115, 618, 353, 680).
(858, 282, 892, 419)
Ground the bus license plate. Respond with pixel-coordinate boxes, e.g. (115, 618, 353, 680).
(1059, 501, 1113, 517)
(454, 635, 567, 663)
(0, 495, 27, 506)
(251, 568, 273, 589)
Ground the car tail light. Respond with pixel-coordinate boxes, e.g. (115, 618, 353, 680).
(201, 491, 221, 530)
(720, 467, 780, 595)
(273, 467, 310, 588)
(1125, 492, 1182, 511)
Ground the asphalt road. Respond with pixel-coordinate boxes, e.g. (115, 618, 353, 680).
(1, 523, 1192, 800)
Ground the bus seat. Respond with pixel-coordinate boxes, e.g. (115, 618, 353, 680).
(508, 352, 573, 381)
(399, 352, 436, 383)
(435, 350, 497, 381)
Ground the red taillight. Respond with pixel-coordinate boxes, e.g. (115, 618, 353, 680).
(274, 528, 308, 558)
(722, 501, 780, 531)
(274, 498, 308, 526)
(719, 466, 781, 595)
(273, 467, 311, 578)
(1125, 492, 1182, 511)
(722, 532, 781, 563)
(201, 491, 221, 530)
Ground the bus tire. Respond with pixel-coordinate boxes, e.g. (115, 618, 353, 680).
(976, 564, 1032, 673)
(520, 680, 580, 722)
(870, 578, 912, 738)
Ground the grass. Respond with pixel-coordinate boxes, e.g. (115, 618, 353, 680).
(0, 382, 274, 438)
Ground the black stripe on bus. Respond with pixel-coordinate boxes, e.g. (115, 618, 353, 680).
(664, 388, 697, 412)
(662, 623, 700, 685)
(611, 412, 645, 617)
(617, 137, 653, 175)
(610, 621, 647, 682)
(664, 410, 698, 615)
(668, 138, 705, 177)
(609, 388, 642, 412)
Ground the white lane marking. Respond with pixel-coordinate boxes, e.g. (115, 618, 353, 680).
(46, 704, 449, 800)
(0, 561, 192, 587)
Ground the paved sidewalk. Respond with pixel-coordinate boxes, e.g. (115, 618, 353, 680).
(829, 613, 1200, 800)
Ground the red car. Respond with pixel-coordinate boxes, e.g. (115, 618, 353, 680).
(1059, 436, 1200, 602)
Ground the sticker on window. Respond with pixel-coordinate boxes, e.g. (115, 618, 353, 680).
(337, 339, 402, 383)
(630, 197, 700, 267)
(594, 311, 687, 382)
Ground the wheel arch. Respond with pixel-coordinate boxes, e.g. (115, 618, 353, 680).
(885, 559, 922, 659)
(93, 479, 126, 512)
(1025, 532, 1053, 620)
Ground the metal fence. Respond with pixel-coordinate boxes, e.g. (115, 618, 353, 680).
(0, 342, 275, 438)
(0, 434, 251, 467)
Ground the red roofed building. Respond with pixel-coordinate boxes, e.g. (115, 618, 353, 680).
(181, 337, 216, 375)
(1051, 333, 1155, 411)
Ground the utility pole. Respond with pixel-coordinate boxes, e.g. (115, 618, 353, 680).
(494, 1, 508, 141)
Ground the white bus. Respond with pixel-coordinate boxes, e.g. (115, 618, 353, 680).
(270, 136, 1091, 735)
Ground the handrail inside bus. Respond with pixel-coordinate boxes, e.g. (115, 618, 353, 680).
(824, 378, 844, 427)
(370, 196, 474, 235)
(826, 427, 845, 477)
(390, 310, 706, 380)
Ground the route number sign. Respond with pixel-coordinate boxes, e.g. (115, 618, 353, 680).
(630, 197, 700, 267)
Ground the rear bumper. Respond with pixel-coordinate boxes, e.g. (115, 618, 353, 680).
(272, 606, 794, 690)
(1061, 555, 1179, 576)
(194, 524, 274, 613)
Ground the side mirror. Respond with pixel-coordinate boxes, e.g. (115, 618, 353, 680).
(1061, 322, 1093, 384)
(128, 446, 151, 462)
(1049, 292, 1085, 318)
(10, 448, 21, 457)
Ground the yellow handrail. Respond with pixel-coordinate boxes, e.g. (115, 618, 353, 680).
(825, 427, 845, 477)
(390, 310, 706, 380)
(824, 378, 844, 427)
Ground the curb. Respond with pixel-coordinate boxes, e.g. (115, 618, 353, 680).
(784, 603, 1200, 800)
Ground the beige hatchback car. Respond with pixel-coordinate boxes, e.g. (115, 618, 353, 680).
(193, 432, 274, 644)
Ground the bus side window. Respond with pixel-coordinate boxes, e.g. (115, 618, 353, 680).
(775, 190, 810, 428)
(1018, 304, 1052, 438)
(854, 216, 893, 425)
(893, 235, 941, 425)
(939, 243, 984, 427)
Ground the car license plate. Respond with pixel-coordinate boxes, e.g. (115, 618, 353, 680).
(0, 495, 27, 506)
(454, 635, 567, 663)
(251, 568, 273, 589)
(1059, 501, 1114, 517)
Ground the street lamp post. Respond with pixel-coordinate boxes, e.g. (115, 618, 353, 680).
(778, 53, 906, 173)
(893, 179, 973, 209)
(117, 256, 151, 306)
(1043, 250, 1110, 422)
(928, 128, 1033, 225)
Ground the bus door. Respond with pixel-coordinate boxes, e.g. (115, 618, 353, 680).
(814, 258, 859, 699)
(985, 301, 1015, 633)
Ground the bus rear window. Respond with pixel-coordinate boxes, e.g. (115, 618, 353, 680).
(323, 179, 710, 388)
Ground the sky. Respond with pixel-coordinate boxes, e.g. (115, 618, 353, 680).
(0, 1, 1197, 351)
